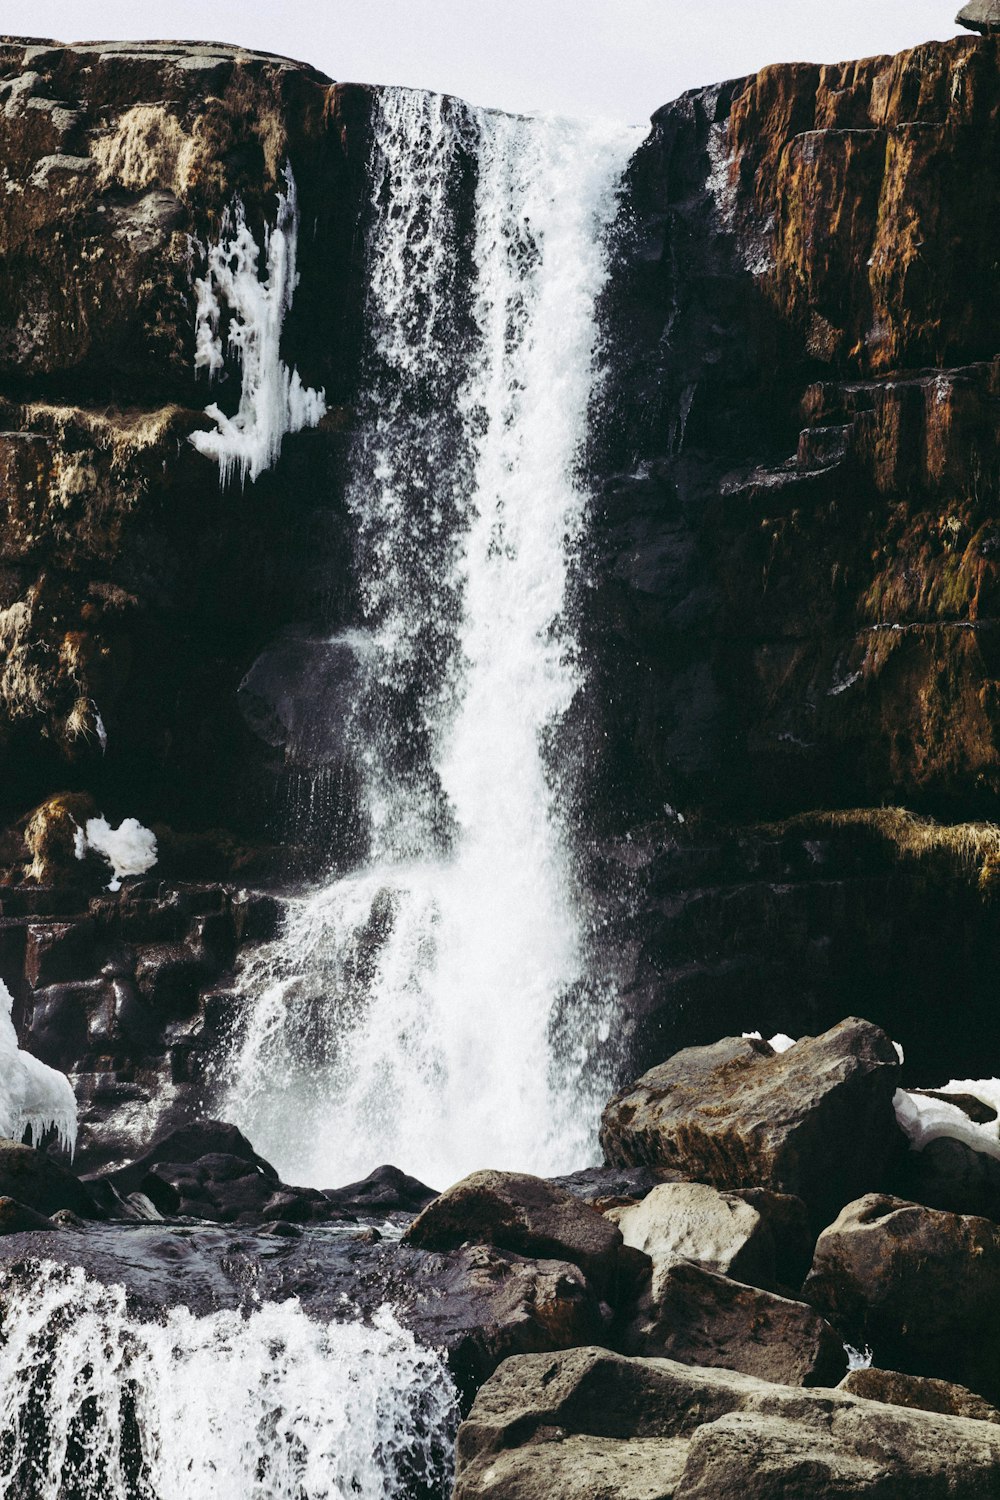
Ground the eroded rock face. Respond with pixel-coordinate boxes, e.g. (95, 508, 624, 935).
(453, 1346, 1000, 1499)
(804, 1194, 1000, 1402)
(600, 1019, 903, 1227)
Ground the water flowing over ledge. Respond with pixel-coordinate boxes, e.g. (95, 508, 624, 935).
(0, 1260, 459, 1500)
(220, 92, 641, 1190)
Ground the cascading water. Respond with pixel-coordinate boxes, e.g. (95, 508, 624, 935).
(0, 1261, 458, 1500)
(222, 92, 640, 1190)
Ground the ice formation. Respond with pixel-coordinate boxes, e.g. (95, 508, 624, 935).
(742, 1031, 797, 1053)
(0, 981, 76, 1153)
(0, 1261, 458, 1500)
(221, 93, 641, 1189)
(190, 163, 326, 485)
(894, 1078, 1000, 1161)
(74, 814, 157, 891)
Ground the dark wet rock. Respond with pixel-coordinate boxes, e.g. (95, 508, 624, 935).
(617, 1258, 847, 1387)
(804, 1194, 1000, 1403)
(322, 1163, 438, 1215)
(0, 1195, 58, 1234)
(97, 1118, 349, 1226)
(548, 1163, 672, 1209)
(839, 1367, 1000, 1425)
(453, 1346, 1000, 1499)
(600, 1018, 903, 1227)
(895, 1133, 1000, 1223)
(403, 1170, 625, 1299)
(0, 1141, 100, 1219)
(911, 1091, 998, 1125)
(0, 1222, 608, 1407)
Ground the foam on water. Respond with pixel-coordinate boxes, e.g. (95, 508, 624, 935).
(222, 93, 640, 1189)
(0, 1260, 458, 1500)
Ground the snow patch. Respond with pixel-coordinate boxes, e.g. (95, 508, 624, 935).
(742, 1031, 796, 1054)
(0, 981, 76, 1155)
(190, 163, 326, 485)
(894, 1078, 1000, 1163)
(75, 815, 157, 892)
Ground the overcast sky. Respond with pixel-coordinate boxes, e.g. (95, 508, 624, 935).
(0, 1, 968, 123)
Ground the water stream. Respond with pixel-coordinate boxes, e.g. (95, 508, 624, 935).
(222, 91, 640, 1191)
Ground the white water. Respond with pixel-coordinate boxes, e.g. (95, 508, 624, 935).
(223, 93, 640, 1190)
(190, 164, 326, 485)
(74, 814, 158, 892)
(0, 1260, 458, 1500)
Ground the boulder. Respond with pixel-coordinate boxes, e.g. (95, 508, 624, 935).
(839, 1367, 1000, 1425)
(0, 1195, 58, 1235)
(600, 1018, 903, 1226)
(618, 1258, 847, 1386)
(403, 1170, 625, 1298)
(453, 1346, 1000, 1500)
(607, 1180, 802, 1292)
(101, 1119, 278, 1200)
(957, 2, 1000, 34)
(804, 1194, 1000, 1402)
(0, 1141, 100, 1219)
(549, 1163, 670, 1209)
(322, 1163, 438, 1215)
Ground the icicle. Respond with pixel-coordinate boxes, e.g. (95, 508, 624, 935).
(190, 163, 326, 485)
(0, 981, 76, 1155)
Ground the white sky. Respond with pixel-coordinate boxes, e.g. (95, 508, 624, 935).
(0, 1, 968, 124)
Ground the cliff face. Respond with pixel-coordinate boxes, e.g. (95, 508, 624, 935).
(586, 36, 1000, 1079)
(0, 34, 998, 1157)
(594, 35, 1000, 825)
(0, 40, 374, 874)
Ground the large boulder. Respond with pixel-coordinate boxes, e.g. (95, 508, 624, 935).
(607, 1180, 807, 1293)
(839, 1367, 1000, 1425)
(804, 1194, 1000, 1402)
(403, 1171, 625, 1299)
(0, 1141, 100, 1219)
(618, 1258, 847, 1386)
(321, 1164, 438, 1215)
(453, 1346, 1000, 1499)
(600, 1018, 903, 1226)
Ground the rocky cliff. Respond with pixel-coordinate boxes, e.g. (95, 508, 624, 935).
(586, 34, 1000, 1080)
(0, 34, 998, 1157)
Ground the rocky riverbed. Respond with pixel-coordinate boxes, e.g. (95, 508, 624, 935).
(3, 1013, 1000, 1494)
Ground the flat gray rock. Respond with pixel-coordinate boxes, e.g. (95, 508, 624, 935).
(957, 3, 1000, 34)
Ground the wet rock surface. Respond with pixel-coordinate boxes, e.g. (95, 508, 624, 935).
(403, 1170, 625, 1299)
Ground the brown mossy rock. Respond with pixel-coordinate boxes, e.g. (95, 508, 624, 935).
(0, 1141, 99, 1219)
(617, 1258, 847, 1387)
(600, 1018, 903, 1228)
(22, 790, 96, 882)
(453, 1346, 1000, 1500)
(403, 1170, 625, 1299)
(804, 1194, 1000, 1403)
(839, 1367, 1000, 1425)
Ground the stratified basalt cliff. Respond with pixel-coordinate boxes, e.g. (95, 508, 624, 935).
(0, 33, 998, 1160)
(586, 35, 1000, 1080)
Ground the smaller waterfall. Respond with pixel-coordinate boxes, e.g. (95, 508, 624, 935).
(0, 1261, 458, 1500)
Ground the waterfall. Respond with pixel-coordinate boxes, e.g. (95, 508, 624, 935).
(0, 1260, 458, 1500)
(222, 91, 640, 1190)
